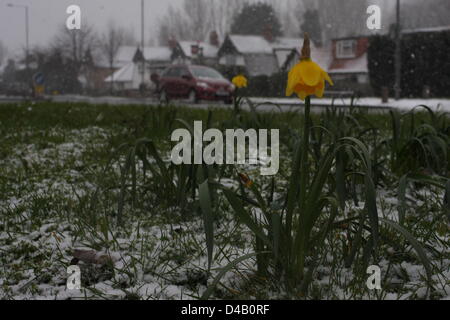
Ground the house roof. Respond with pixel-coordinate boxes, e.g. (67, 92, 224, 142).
(178, 41, 219, 58)
(312, 44, 334, 72)
(228, 35, 274, 54)
(271, 37, 303, 50)
(226, 35, 306, 56)
(142, 47, 172, 61)
(115, 47, 137, 67)
(104, 62, 135, 83)
(281, 42, 333, 72)
(114, 46, 172, 67)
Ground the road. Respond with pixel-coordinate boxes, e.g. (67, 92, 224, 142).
(1, 94, 449, 114)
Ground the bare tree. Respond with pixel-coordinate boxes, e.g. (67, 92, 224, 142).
(52, 23, 97, 66)
(158, 0, 243, 44)
(100, 23, 125, 93)
(158, 5, 192, 44)
(209, 0, 243, 39)
(183, 0, 211, 41)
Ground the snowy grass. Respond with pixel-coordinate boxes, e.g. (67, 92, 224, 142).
(0, 101, 448, 300)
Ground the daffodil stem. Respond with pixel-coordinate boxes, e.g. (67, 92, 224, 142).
(297, 95, 311, 284)
(300, 96, 311, 207)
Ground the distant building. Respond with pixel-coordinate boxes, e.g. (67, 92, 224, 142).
(217, 34, 305, 76)
(171, 32, 221, 67)
(104, 46, 172, 91)
(328, 36, 370, 84)
(281, 43, 333, 74)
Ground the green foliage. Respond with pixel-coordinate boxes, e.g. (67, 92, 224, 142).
(1, 101, 448, 300)
(230, 3, 283, 38)
(388, 107, 449, 176)
(217, 98, 381, 295)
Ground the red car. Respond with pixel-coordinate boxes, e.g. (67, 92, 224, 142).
(155, 65, 235, 104)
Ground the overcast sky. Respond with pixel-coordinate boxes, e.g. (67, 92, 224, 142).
(1, 0, 447, 59)
(0, 0, 184, 56)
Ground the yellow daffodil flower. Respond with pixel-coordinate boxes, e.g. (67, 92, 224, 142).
(232, 75, 248, 89)
(286, 33, 333, 100)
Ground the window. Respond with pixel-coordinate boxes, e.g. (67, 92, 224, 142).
(336, 40, 357, 59)
(179, 67, 191, 78)
(164, 67, 181, 77)
(190, 66, 224, 79)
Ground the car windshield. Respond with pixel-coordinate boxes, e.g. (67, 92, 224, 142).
(190, 66, 224, 80)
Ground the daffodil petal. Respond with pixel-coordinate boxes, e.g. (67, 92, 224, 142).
(286, 63, 303, 96)
(323, 71, 334, 86)
(299, 61, 322, 86)
(315, 82, 325, 98)
(298, 91, 307, 100)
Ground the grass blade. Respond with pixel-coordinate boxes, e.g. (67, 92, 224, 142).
(200, 252, 260, 300)
(380, 218, 434, 297)
(199, 180, 214, 272)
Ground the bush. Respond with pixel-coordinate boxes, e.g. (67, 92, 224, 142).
(241, 73, 287, 98)
(218, 66, 288, 98)
(368, 31, 450, 98)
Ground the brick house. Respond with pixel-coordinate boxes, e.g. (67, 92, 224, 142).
(328, 37, 370, 84)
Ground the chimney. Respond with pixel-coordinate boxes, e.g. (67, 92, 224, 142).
(168, 36, 177, 49)
(262, 25, 274, 42)
(209, 31, 219, 47)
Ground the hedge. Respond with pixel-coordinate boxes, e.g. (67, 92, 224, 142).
(368, 31, 450, 98)
(218, 64, 288, 97)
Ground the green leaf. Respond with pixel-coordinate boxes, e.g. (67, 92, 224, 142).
(199, 180, 214, 272)
(200, 252, 260, 300)
(398, 175, 408, 226)
(222, 188, 270, 247)
(380, 218, 434, 296)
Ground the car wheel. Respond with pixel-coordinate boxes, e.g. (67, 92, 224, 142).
(159, 89, 169, 104)
(187, 89, 198, 104)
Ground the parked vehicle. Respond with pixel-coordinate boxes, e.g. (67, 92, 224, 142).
(154, 65, 235, 104)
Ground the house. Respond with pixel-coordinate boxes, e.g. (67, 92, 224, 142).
(281, 42, 333, 74)
(328, 36, 370, 84)
(78, 49, 114, 93)
(171, 31, 221, 67)
(282, 35, 370, 84)
(104, 46, 172, 91)
(279, 35, 372, 96)
(217, 34, 306, 77)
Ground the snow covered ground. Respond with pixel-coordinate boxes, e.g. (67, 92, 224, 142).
(0, 102, 448, 300)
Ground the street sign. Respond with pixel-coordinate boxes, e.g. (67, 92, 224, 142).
(33, 72, 45, 98)
(33, 72, 45, 86)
